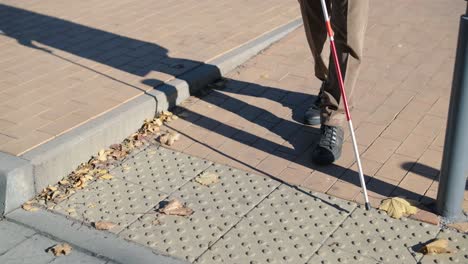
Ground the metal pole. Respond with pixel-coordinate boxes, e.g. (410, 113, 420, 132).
(436, 2, 468, 222)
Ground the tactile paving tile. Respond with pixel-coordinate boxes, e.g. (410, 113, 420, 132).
(120, 208, 240, 263)
(169, 163, 281, 217)
(195, 218, 318, 264)
(307, 244, 382, 264)
(54, 178, 166, 233)
(112, 145, 213, 193)
(244, 185, 357, 244)
(324, 206, 440, 263)
(419, 228, 468, 264)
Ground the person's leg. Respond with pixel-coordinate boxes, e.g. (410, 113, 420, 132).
(313, 0, 369, 164)
(321, 0, 369, 127)
(298, 0, 330, 125)
(299, 0, 330, 81)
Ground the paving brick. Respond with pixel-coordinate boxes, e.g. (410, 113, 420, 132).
(326, 180, 363, 201)
(396, 99, 433, 122)
(396, 133, 434, 159)
(301, 171, 338, 193)
(352, 122, 386, 147)
(255, 154, 291, 178)
(381, 118, 417, 141)
(366, 105, 399, 126)
(411, 149, 442, 179)
(412, 114, 446, 139)
(375, 153, 415, 183)
(277, 167, 310, 186)
(363, 137, 401, 163)
(0, 130, 52, 155)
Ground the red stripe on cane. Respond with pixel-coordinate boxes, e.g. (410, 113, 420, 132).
(325, 21, 334, 38)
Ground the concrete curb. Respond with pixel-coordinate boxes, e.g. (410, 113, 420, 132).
(0, 17, 303, 215)
(6, 208, 188, 264)
(0, 153, 34, 215)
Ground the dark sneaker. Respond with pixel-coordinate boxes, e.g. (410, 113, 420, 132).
(312, 125, 344, 165)
(304, 82, 327, 126)
(304, 96, 321, 125)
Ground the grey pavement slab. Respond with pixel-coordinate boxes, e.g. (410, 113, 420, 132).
(244, 185, 356, 244)
(323, 207, 441, 263)
(6, 209, 188, 264)
(0, 220, 35, 255)
(307, 244, 381, 264)
(53, 177, 167, 233)
(7, 146, 467, 264)
(120, 209, 240, 263)
(195, 217, 318, 264)
(113, 145, 213, 194)
(0, 232, 107, 264)
(419, 228, 468, 264)
(170, 163, 281, 218)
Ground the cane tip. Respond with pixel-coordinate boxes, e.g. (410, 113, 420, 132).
(365, 202, 371, 211)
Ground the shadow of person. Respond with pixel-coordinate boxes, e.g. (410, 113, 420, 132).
(0, 3, 435, 208)
(0, 3, 216, 102)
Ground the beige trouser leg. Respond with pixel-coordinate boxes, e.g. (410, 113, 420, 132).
(299, 0, 369, 126)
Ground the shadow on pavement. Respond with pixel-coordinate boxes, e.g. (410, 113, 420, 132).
(0, 3, 434, 208)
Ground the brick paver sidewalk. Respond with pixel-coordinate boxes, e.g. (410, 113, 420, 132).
(163, 0, 468, 214)
(0, 0, 299, 155)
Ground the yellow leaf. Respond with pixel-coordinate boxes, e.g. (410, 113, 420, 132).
(379, 197, 418, 219)
(75, 167, 90, 175)
(99, 174, 113, 180)
(94, 169, 108, 175)
(154, 118, 163, 126)
(48, 243, 72, 256)
(50, 190, 61, 199)
(420, 239, 454, 255)
(97, 149, 107, 162)
(47, 185, 58, 192)
(59, 180, 69, 185)
(22, 203, 39, 212)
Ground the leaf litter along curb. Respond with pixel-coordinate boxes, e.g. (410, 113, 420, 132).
(22, 112, 180, 211)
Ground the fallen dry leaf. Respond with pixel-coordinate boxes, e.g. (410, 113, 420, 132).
(420, 239, 454, 255)
(48, 243, 72, 256)
(110, 144, 121, 150)
(97, 150, 107, 162)
(159, 199, 193, 216)
(195, 172, 219, 186)
(99, 174, 113, 180)
(93, 221, 117, 230)
(22, 202, 39, 212)
(59, 180, 69, 185)
(379, 197, 418, 219)
(159, 132, 180, 146)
